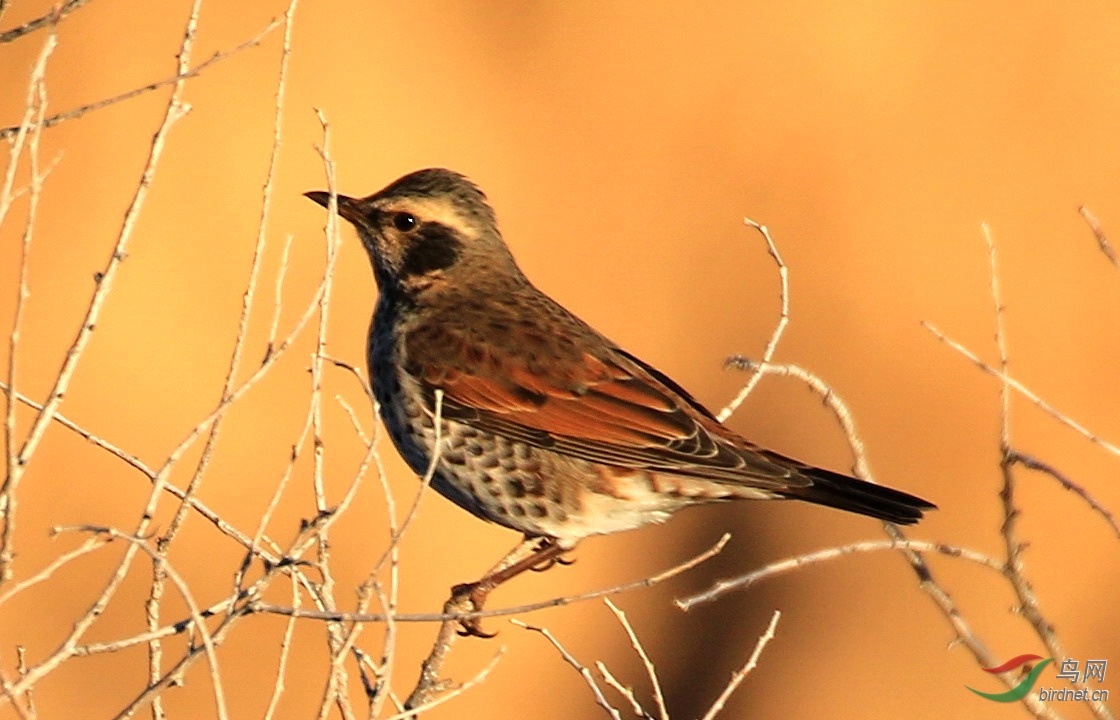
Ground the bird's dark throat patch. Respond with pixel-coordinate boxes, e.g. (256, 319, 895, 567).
(400, 222, 464, 277)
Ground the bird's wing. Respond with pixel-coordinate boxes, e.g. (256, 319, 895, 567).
(406, 326, 808, 489)
(404, 315, 934, 524)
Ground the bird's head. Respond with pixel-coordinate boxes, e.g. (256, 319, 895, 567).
(305, 168, 521, 297)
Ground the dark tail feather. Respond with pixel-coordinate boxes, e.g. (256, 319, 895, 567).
(778, 469, 936, 525)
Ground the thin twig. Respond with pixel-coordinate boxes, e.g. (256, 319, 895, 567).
(0, 536, 106, 608)
(266, 233, 295, 357)
(1, 29, 54, 582)
(147, 7, 296, 705)
(382, 650, 504, 720)
(512, 619, 622, 720)
(0, 19, 282, 139)
(986, 226, 1114, 720)
(1078, 205, 1119, 268)
(402, 503, 523, 713)
(676, 539, 1004, 610)
(262, 576, 301, 720)
(57, 525, 229, 720)
(307, 107, 357, 720)
(922, 321, 1120, 458)
(1008, 451, 1118, 537)
(602, 599, 667, 720)
(3, 0, 201, 703)
(718, 223, 1064, 719)
(0, 382, 290, 562)
(986, 224, 1011, 449)
(724, 357, 871, 479)
(255, 15, 302, 716)
(719, 218, 789, 421)
(139, 5, 219, 712)
(595, 661, 652, 719)
(0, 0, 91, 44)
(698, 610, 782, 720)
(333, 376, 397, 717)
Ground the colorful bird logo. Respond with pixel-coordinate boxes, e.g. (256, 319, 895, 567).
(967, 654, 1054, 702)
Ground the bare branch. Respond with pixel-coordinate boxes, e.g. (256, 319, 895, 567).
(698, 610, 782, 720)
(719, 218, 789, 421)
(596, 661, 653, 719)
(0, 19, 282, 140)
(1079, 205, 1119, 268)
(0, 0, 92, 44)
(512, 619, 622, 720)
(4, 1, 204, 703)
(1008, 451, 1118, 537)
(991, 221, 1114, 720)
(58, 526, 230, 720)
(677, 539, 1003, 610)
(922, 321, 1120, 458)
(0, 536, 106, 609)
(383, 650, 503, 720)
(1, 28, 54, 582)
(724, 358, 871, 479)
(603, 598, 667, 720)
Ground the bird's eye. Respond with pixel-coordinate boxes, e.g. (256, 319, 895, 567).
(392, 212, 417, 232)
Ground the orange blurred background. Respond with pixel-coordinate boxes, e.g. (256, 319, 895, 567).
(1, 1, 1118, 718)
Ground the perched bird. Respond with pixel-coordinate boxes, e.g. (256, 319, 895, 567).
(305, 168, 934, 635)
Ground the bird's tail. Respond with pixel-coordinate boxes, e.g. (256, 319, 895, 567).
(776, 467, 935, 525)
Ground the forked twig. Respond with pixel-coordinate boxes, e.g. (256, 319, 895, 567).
(513, 618, 622, 720)
(2, 0, 201, 699)
(983, 224, 1114, 720)
(698, 610, 782, 720)
(1, 28, 55, 582)
(603, 598, 667, 720)
(922, 321, 1120, 460)
(724, 357, 871, 479)
(0, 19, 283, 139)
(719, 218, 789, 421)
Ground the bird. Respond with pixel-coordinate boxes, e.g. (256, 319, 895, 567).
(305, 168, 935, 636)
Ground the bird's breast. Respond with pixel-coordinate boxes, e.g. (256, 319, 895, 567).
(367, 299, 433, 475)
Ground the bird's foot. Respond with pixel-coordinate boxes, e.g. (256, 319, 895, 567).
(449, 537, 573, 638)
(450, 580, 497, 638)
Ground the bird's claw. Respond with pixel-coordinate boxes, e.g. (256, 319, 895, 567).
(530, 551, 575, 572)
(456, 618, 497, 639)
(451, 581, 498, 639)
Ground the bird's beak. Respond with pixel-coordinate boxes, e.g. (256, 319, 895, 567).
(304, 191, 364, 225)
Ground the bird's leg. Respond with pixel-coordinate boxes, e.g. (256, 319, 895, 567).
(486, 535, 546, 575)
(452, 536, 572, 638)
